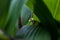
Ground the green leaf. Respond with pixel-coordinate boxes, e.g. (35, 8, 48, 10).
(26, 0, 59, 28)
(26, 0, 34, 10)
(26, 0, 40, 22)
(0, 0, 11, 29)
(33, 13, 40, 22)
(0, 30, 9, 40)
(34, 0, 58, 40)
(43, 0, 60, 21)
(34, 0, 58, 28)
(4, 0, 28, 36)
(16, 25, 51, 40)
(21, 5, 32, 25)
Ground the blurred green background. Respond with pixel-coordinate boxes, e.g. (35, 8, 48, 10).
(0, 0, 60, 40)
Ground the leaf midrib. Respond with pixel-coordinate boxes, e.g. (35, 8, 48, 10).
(54, 0, 59, 18)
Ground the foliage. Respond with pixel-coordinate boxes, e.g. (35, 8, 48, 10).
(0, 0, 60, 40)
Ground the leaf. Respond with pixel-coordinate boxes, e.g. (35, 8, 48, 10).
(43, 0, 60, 21)
(21, 5, 32, 25)
(26, 0, 58, 28)
(26, 29, 51, 40)
(0, 0, 11, 29)
(16, 22, 38, 38)
(33, 13, 40, 22)
(26, 0, 34, 10)
(16, 25, 33, 38)
(16, 25, 51, 40)
(34, 0, 58, 28)
(4, 0, 28, 36)
(34, 0, 58, 40)
(0, 30, 10, 40)
(26, 0, 40, 22)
